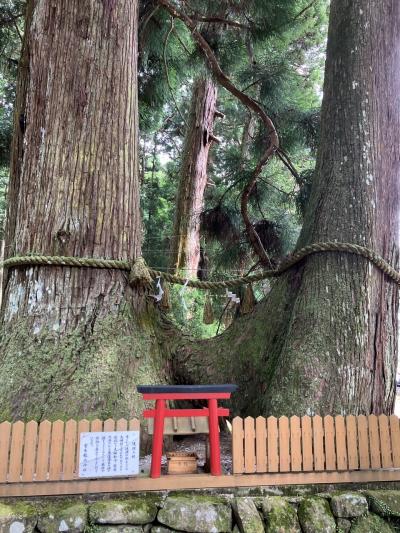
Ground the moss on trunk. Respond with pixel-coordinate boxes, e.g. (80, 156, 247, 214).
(170, 0, 400, 417)
(0, 0, 175, 420)
(0, 303, 172, 420)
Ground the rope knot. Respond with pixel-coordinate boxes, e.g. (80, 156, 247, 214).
(129, 257, 153, 288)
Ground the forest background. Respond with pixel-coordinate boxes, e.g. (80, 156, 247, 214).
(0, 0, 327, 336)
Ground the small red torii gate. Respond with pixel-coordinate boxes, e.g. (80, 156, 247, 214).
(137, 385, 237, 478)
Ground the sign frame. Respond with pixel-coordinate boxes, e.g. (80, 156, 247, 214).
(78, 430, 140, 478)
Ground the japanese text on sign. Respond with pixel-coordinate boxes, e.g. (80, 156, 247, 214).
(79, 431, 139, 478)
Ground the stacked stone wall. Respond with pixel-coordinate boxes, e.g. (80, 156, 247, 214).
(2, 489, 400, 532)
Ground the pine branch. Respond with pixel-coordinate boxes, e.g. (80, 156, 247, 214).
(276, 148, 302, 185)
(138, 3, 161, 54)
(140, 4, 160, 38)
(13, 19, 22, 42)
(217, 173, 248, 205)
(163, 16, 188, 127)
(158, 0, 279, 267)
(172, 27, 191, 55)
(242, 78, 263, 93)
(258, 176, 295, 199)
(180, 0, 250, 29)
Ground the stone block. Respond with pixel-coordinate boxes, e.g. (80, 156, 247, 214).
(0, 502, 37, 533)
(37, 503, 87, 533)
(97, 528, 144, 533)
(233, 498, 264, 533)
(157, 495, 232, 533)
(364, 490, 400, 517)
(330, 493, 368, 518)
(262, 497, 301, 533)
(336, 518, 351, 532)
(350, 512, 394, 532)
(297, 497, 336, 533)
(89, 499, 159, 526)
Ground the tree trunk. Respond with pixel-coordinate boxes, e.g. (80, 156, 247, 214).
(172, 0, 400, 416)
(266, 0, 400, 415)
(0, 0, 170, 421)
(240, 112, 256, 171)
(147, 132, 159, 226)
(169, 78, 217, 275)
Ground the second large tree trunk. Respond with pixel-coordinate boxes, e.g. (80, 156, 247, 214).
(173, 0, 400, 416)
(170, 78, 217, 275)
(264, 0, 400, 415)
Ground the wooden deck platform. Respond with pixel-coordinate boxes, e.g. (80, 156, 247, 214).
(3, 469, 400, 498)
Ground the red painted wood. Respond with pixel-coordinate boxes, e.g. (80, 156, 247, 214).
(208, 398, 222, 476)
(142, 392, 232, 400)
(143, 408, 229, 418)
(150, 399, 166, 478)
(139, 389, 233, 478)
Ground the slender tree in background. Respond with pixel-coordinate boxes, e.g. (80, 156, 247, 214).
(172, 0, 400, 416)
(170, 77, 218, 275)
(0, 0, 170, 420)
(140, 0, 324, 277)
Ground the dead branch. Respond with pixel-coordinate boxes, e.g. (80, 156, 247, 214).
(190, 14, 250, 30)
(208, 133, 221, 144)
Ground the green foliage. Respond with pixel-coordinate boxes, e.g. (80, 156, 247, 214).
(0, 0, 23, 165)
(138, 8, 196, 133)
(0, 166, 8, 237)
(138, 0, 328, 337)
(168, 285, 220, 339)
(0, 76, 13, 166)
(0, 0, 328, 339)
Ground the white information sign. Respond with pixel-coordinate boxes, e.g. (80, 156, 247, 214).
(79, 431, 140, 478)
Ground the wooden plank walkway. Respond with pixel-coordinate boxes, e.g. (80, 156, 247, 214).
(2, 470, 400, 497)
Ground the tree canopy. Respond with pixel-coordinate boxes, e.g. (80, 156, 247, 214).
(137, 0, 328, 334)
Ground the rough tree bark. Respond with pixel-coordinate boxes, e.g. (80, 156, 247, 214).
(169, 77, 217, 275)
(172, 0, 400, 416)
(0, 0, 170, 420)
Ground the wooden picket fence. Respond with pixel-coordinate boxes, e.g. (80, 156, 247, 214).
(1, 414, 400, 497)
(232, 414, 400, 474)
(0, 418, 139, 484)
